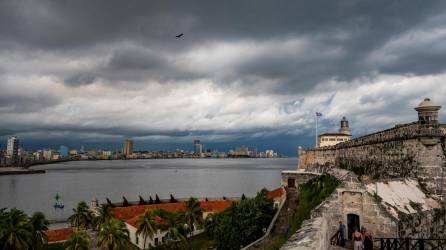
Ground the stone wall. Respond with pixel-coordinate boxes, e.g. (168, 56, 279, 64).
(298, 122, 446, 196)
(398, 208, 446, 238)
(310, 173, 397, 239)
(280, 217, 329, 250)
(281, 170, 321, 188)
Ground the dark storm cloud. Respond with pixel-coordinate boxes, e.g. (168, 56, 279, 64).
(1, 0, 445, 92)
(1, 0, 446, 150)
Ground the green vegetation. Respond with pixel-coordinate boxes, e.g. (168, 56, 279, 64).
(97, 217, 130, 249)
(150, 233, 214, 250)
(68, 201, 94, 230)
(205, 189, 276, 250)
(339, 159, 366, 177)
(132, 197, 205, 249)
(44, 242, 64, 250)
(136, 210, 158, 248)
(63, 230, 90, 250)
(0, 207, 50, 250)
(184, 198, 204, 237)
(265, 174, 339, 250)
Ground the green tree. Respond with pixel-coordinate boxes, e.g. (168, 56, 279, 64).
(30, 212, 49, 250)
(97, 217, 129, 250)
(184, 197, 204, 237)
(95, 204, 114, 229)
(136, 210, 159, 249)
(69, 201, 93, 230)
(0, 208, 32, 250)
(207, 190, 276, 250)
(163, 212, 186, 243)
(63, 230, 90, 250)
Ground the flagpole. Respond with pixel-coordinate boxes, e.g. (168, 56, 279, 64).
(315, 113, 318, 148)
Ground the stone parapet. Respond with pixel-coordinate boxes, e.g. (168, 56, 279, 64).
(280, 217, 328, 250)
(298, 122, 446, 196)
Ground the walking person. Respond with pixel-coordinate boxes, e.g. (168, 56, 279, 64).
(352, 228, 363, 250)
(363, 230, 373, 250)
(338, 221, 346, 247)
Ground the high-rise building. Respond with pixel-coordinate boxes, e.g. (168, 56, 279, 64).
(6, 136, 19, 161)
(194, 139, 203, 156)
(123, 139, 134, 156)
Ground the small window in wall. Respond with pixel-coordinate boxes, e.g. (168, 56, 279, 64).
(136, 236, 139, 244)
(329, 138, 336, 141)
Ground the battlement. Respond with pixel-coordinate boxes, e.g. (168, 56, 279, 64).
(298, 105, 446, 197)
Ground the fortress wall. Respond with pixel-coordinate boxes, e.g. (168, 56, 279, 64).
(298, 123, 446, 196)
(398, 208, 446, 238)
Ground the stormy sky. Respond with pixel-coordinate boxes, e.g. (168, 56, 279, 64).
(1, 0, 446, 155)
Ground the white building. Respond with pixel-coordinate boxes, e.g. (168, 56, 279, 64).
(112, 200, 233, 249)
(318, 117, 352, 147)
(6, 136, 19, 161)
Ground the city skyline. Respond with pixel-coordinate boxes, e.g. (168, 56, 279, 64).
(1, 1, 446, 156)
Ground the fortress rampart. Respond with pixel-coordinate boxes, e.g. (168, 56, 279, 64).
(299, 122, 446, 196)
(298, 98, 446, 198)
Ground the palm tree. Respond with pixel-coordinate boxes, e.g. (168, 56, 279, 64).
(30, 212, 49, 250)
(69, 201, 93, 229)
(63, 230, 90, 250)
(97, 217, 129, 250)
(95, 204, 114, 229)
(164, 212, 186, 242)
(136, 210, 158, 249)
(184, 197, 204, 237)
(0, 208, 32, 250)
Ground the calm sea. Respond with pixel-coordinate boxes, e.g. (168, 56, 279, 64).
(0, 158, 296, 221)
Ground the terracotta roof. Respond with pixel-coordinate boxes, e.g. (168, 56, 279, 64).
(267, 187, 284, 200)
(114, 200, 232, 228)
(46, 227, 73, 243)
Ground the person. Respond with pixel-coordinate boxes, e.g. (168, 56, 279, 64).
(338, 221, 346, 247)
(352, 228, 363, 250)
(363, 230, 373, 250)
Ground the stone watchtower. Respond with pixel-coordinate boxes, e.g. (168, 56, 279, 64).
(339, 117, 351, 135)
(415, 98, 441, 126)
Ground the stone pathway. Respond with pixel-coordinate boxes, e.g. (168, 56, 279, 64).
(245, 187, 299, 249)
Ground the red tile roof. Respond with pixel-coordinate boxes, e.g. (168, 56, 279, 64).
(46, 227, 73, 243)
(267, 187, 284, 200)
(114, 200, 232, 228)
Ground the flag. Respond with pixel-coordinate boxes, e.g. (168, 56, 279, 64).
(316, 112, 323, 117)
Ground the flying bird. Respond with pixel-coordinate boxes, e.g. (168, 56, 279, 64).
(175, 33, 183, 38)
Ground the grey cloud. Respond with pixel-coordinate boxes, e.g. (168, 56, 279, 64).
(64, 72, 98, 86)
(1, 0, 446, 150)
(0, 94, 60, 113)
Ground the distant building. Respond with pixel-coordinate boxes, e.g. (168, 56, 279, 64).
(265, 149, 275, 158)
(194, 139, 203, 156)
(58, 145, 69, 158)
(43, 149, 55, 161)
(318, 117, 352, 147)
(123, 139, 134, 156)
(69, 149, 78, 156)
(6, 136, 19, 162)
